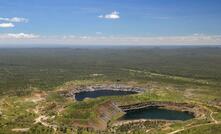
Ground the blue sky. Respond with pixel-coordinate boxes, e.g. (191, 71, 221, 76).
(0, 0, 221, 45)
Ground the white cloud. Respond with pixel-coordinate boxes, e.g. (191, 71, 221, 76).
(0, 33, 39, 39)
(0, 23, 14, 28)
(0, 17, 29, 23)
(98, 11, 120, 20)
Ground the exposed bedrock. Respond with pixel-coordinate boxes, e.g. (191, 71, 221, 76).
(75, 85, 144, 93)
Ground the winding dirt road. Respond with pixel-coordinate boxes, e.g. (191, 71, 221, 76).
(167, 105, 220, 134)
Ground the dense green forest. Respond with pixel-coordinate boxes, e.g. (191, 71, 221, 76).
(1, 47, 221, 95)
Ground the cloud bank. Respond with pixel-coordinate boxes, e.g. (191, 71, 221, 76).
(0, 33, 39, 39)
(0, 33, 221, 46)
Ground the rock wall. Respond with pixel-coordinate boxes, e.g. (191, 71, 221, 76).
(94, 101, 125, 130)
(72, 100, 125, 130)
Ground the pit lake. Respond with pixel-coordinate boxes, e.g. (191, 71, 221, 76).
(75, 90, 137, 101)
(121, 106, 194, 121)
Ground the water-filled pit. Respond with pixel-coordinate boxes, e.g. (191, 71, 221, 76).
(121, 106, 194, 121)
(75, 90, 137, 101)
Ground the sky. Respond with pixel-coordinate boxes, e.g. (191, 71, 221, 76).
(0, 0, 221, 46)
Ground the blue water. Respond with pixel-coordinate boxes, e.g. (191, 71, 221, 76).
(121, 106, 194, 121)
(75, 90, 137, 101)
